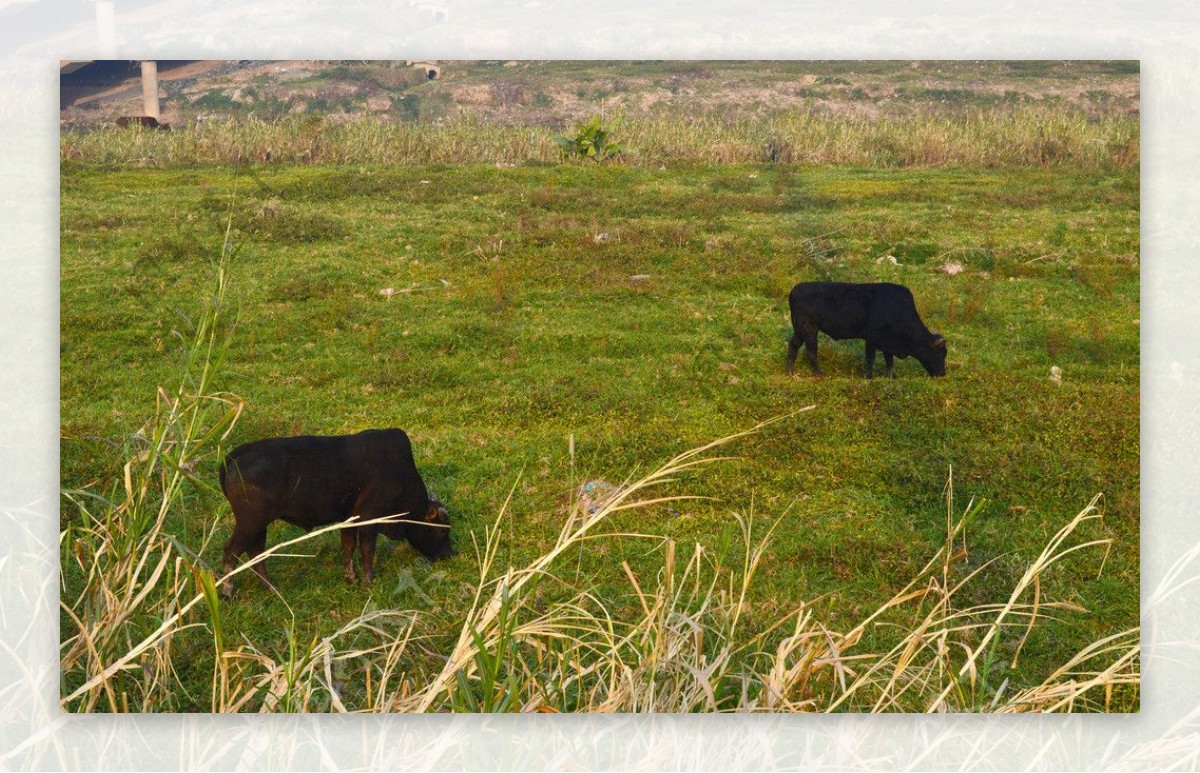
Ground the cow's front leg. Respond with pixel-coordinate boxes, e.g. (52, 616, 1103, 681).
(884, 352, 895, 379)
(863, 343, 876, 379)
(340, 529, 357, 582)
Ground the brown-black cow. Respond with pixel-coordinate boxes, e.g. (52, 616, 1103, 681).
(115, 116, 171, 130)
(219, 428, 451, 596)
(787, 281, 947, 378)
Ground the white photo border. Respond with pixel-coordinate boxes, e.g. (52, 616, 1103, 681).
(5, 1, 1190, 769)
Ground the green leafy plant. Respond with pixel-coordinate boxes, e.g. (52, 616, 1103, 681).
(553, 114, 624, 161)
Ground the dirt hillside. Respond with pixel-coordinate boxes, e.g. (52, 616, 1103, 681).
(60, 59, 1140, 129)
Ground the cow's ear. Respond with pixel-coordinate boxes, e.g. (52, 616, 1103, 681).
(932, 335, 946, 349)
(424, 505, 440, 522)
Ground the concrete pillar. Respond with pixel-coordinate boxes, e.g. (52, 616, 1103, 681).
(141, 60, 159, 119)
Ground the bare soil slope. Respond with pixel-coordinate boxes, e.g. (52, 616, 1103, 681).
(60, 59, 1139, 129)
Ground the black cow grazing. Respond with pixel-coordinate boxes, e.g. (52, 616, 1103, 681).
(115, 116, 171, 130)
(219, 428, 451, 596)
(787, 281, 947, 378)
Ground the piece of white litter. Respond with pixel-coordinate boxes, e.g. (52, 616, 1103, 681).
(941, 262, 964, 275)
(419, 180, 430, 185)
(579, 480, 620, 515)
(629, 274, 651, 281)
(1050, 365, 1063, 383)
(876, 255, 899, 266)
(594, 232, 610, 243)
(381, 281, 450, 297)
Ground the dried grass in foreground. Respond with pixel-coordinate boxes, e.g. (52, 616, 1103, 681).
(374, 460, 1136, 713)
(206, 441, 1137, 713)
(61, 383, 1137, 713)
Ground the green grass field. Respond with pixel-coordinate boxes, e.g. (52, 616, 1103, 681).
(60, 157, 1138, 711)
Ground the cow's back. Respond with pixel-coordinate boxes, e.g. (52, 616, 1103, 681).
(790, 281, 881, 340)
(220, 429, 422, 527)
(221, 434, 333, 494)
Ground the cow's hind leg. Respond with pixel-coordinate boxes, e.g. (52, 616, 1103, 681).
(884, 352, 895, 379)
(863, 342, 876, 379)
(358, 528, 380, 585)
(340, 529, 358, 582)
(786, 334, 801, 375)
(222, 520, 270, 597)
(803, 330, 821, 376)
(245, 529, 276, 591)
(789, 315, 824, 377)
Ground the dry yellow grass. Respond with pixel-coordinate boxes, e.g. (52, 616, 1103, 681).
(60, 107, 1137, 169)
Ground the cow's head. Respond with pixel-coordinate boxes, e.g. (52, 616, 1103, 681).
(917, 333, 947, 376)
(404, 492, 453, 560)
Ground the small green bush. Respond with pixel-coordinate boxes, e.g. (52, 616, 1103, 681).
(554, 114, 624, 161)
